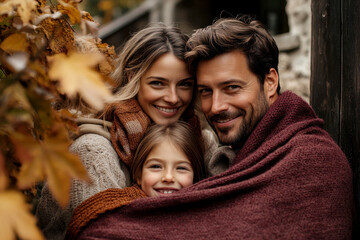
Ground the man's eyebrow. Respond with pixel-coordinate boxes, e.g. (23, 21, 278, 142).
(197, 79, 245, 88)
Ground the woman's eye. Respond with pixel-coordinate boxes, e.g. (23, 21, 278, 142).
(179, 81, 194, 88)
(149, 81, 163, 87)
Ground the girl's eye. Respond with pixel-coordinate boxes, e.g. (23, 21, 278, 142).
(149, 164, 162, 169)
(177, 166, 191, 171)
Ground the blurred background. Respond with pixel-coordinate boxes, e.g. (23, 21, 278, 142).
(80, 0, 311, 102)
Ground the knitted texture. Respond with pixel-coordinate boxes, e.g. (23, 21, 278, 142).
(69, 134, 131, 207)
(66, 185, 146, 240)
(35, 133, 131, 240)
(105, 99, 151, 167)
(76, 91, 355, 239)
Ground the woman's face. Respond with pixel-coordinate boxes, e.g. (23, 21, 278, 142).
(137, 53, 194, 125)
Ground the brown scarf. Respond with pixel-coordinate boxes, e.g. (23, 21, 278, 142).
(104, 99, 151, 167)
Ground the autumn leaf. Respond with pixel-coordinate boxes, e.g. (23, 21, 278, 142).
(57, 0, 81, 24)
(0, 191, 44, 240)
(0, 32, 29, 53)
(0, 0, 39, 25)
(15, 122, 90, 206)
(48, 51, 112, 111)
(39, 17, 74, 54)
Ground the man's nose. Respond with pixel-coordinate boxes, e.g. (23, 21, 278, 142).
(211, 91, 228, 114)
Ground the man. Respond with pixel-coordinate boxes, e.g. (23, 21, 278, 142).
(68, 17, 355, 239)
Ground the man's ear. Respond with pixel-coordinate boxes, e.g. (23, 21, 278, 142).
(264, 68, 279, 105)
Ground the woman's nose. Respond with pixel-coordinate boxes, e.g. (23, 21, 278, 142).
(164, 87, 179, 104)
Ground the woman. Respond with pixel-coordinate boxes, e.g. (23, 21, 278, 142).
(35, 23, 203, 240)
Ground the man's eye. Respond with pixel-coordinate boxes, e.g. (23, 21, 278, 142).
(198, 88, 212, 96)
(226, 85, 241, 91)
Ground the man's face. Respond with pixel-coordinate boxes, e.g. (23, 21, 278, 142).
(196, 50, 270, 147)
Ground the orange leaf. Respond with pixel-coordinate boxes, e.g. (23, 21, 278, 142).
(48, 51, 112, 111)
(39, 18, 74, 54)
(57, 0, 81, 24)
(0, 191, 44, 240)
(0, 33, 29, 53)
(17, 123, 90, 206)
(10, 133, 37, 164)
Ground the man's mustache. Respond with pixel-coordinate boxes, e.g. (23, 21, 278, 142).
(208, 110, 246, 122)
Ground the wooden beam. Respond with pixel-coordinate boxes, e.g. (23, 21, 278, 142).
(311, 0, 360, 237)
(310, 0, 341, 143)
(341, 0, 360, 237)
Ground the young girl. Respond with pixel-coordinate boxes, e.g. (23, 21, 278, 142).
(131, 120, 205, 197)
(65, 121, 205, 239)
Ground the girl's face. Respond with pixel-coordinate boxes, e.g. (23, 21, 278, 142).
(138, 139, 194, 197)
(137, 53, 194, 125)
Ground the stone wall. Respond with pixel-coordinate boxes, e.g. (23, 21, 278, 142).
(276, 0, 311, 102)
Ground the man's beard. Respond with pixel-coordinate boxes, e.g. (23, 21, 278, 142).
(207, 91, 269, 148)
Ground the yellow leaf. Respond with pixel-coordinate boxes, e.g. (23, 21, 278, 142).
(0, 33, 29, 53)
(48, 51, 112, 111)
(0, 0, 38, 25)
(0, 191, 44, 240)
(16, 123, 90, 206)
(57, 0, 81, 24)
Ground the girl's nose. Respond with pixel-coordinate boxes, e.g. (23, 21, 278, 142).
(161, 171, 175, 183)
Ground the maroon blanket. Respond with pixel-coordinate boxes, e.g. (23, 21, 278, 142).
(77, 91, 355, 239)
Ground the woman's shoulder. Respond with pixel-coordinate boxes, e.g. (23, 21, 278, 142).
(70, 133, 115, 155)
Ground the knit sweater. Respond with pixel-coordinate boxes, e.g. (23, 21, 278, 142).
(75, 91, 355, 239)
